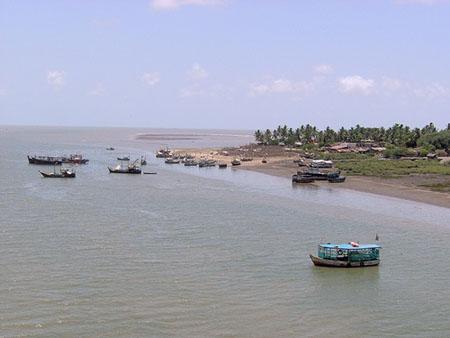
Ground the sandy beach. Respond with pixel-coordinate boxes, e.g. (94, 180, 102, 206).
(173, 147, 450, 209)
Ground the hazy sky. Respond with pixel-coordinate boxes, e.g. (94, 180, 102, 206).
(1, 0, 449, 129)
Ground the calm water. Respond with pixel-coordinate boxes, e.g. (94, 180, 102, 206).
(1, 126, 450, 337)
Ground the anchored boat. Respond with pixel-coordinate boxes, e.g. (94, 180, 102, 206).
(63, 154, 89, 164)
(310, 242, 381, 267)
(39, 167, 75, 178)
(292, 174, 315, 183)
(28, 155, 63, 165)
(231, 159, 241, 166)
(108, 159, 141, 174)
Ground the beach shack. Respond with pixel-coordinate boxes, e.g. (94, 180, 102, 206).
(310, 242, 381, 267)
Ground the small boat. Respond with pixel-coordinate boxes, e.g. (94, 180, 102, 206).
(140, 156, 147, 165)
(28, 155, 63, 165)
(328, 176, 346, 183)
(165, 158, 180, 164)
(241, 157, 253, 162)
(143, 172, 157, 175)
(156, 147, 173, 158)
(184, 160, 198, 166)
(310, 160, 334, 168)
(292, 174, 315, 183)
(231, 159, 241, 166)
(40, 167, 75, 178)
(310, 242, 381, 267)
(117, 156, 130, 161)
(218, 163, 227, 168)
(106, 147, 115, 151)
(261, 158, 267, 163)
(198, 160, 216, 168)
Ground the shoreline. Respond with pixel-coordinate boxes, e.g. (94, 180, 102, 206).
(240, 164, 450, 209)
(173, 147, 450, 209)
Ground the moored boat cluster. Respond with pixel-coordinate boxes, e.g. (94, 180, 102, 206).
(292, 159, 346, 184)
(28, 152, 153, 177)
(157, 148, 237, 168)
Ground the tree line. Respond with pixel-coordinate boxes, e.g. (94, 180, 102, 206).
(254, 123, 450, 150)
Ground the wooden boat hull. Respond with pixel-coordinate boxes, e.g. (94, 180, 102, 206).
(39, 171, 75, 178)
(309, 255, 379, 267)
(108, 167, 141, 174)
(328, 176, 346, 183)
(63, 159, 89, 164)
(28, 156, 62, 165)
(292, 175, 315, 183)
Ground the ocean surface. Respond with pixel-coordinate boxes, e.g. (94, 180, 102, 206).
(1, 126, 450, 337)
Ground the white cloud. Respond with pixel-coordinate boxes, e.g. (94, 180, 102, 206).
(413, 82, 450, 99)
(142, 72, 160, 86)
(151, 0, 223, 10)
(47, 70, 66, 89)
(314, 64, 333, 75)
(382, 76, 403, 91)
(338, 75, 375, 95)
(88, 83, 106, 96)
(188, 63, 208, 80)
(250, 78, 313, 97)
(179, 86, 203, 98)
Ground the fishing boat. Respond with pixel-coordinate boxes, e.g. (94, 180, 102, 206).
(156, 147, 173, 158)
(310, 160, 334, 168)
(218, 163, 227, 168)
(39, 167, 75, 178)
(165, 158, 180, 164)
(117, 156, 130, 161)
(199, 159, 216, 167)
(310, 242, 381, 267)
(108, 160, 141, 174)
(328, 175, 346, 183)
(184, 160, 198, 166)
(231, 159, 241, 166)
(108, 164, 141, 174)
(62, 154, 89, 164)
(28, 155, 63, 165)
(292, 174, 315, 183)
(297, 168, 340, 181)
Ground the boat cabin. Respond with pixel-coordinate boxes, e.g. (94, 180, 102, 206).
(310, 242, 381, 267)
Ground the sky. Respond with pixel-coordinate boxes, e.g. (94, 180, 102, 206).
(0, 0, 449, 130)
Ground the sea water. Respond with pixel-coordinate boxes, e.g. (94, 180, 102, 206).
(1, 126, 449, 337)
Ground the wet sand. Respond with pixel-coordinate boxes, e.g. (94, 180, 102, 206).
(174, 148, 450, 209)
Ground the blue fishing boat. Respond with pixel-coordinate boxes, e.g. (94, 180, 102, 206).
(310, 242, 381, 267)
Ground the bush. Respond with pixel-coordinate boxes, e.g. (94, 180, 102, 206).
(384, 146, 410, 158)
(436, 149, 448, 157)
